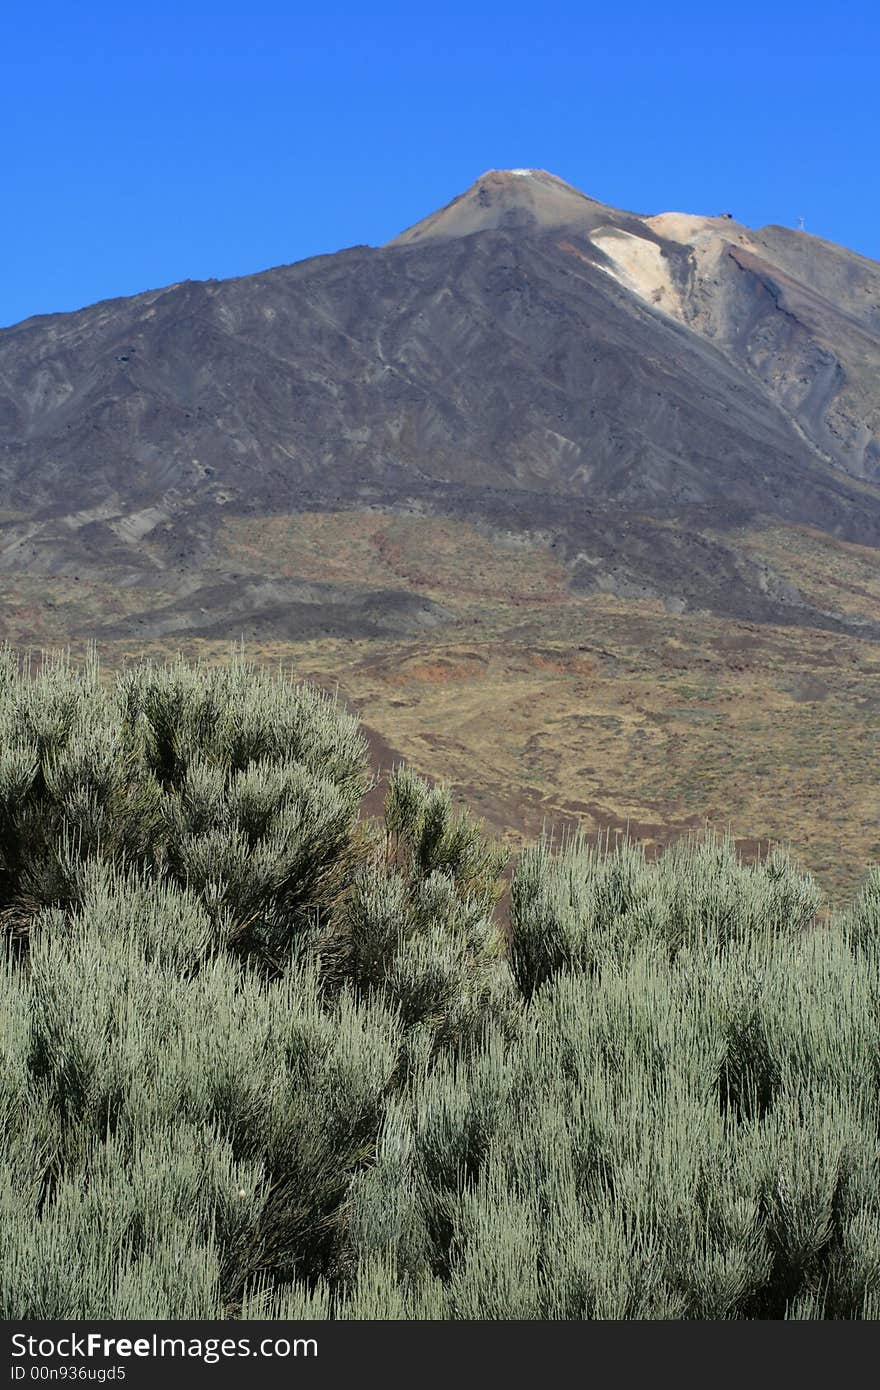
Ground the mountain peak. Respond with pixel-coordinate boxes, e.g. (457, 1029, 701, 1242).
(388, 167, 629, 246)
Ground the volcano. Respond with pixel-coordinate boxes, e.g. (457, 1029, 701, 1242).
(1, 168, 879, 639)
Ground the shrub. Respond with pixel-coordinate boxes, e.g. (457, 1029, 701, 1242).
(3, 650, 880, 1319)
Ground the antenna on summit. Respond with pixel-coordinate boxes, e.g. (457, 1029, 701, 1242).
(797, 215, 806, 232)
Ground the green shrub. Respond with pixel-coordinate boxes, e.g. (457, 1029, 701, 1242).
(324, 765, 514, 1058)
(3, 650, 880, 1319)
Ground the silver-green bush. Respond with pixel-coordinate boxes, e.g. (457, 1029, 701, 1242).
(2, 650, 880, 1319)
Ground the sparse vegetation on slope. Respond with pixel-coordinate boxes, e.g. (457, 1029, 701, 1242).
(2, 653, 880, 1319)
(3, 507, 880, 900)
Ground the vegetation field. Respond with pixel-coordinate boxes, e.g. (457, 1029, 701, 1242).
(41, 508, 874, 906)
(3, 652, 880, 1320)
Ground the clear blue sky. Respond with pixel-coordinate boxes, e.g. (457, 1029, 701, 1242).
(2, 0, 878, 326)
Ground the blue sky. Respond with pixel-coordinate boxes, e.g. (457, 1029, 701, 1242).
(2, 0, 878, 326)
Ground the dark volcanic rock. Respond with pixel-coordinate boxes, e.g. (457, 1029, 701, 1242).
(1, 168, 879, 636)
(92, 577, 452, 642)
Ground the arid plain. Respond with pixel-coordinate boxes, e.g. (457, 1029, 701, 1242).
(5, 507, 877, 903)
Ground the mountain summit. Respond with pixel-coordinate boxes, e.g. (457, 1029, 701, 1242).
(0, 170, 879, 641)
(389, 168, 631, 244)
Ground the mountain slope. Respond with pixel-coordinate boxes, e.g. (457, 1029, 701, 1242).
(0, 169, 879, 639)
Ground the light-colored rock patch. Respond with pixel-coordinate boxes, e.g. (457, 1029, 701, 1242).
(589, 227, 683, 317)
